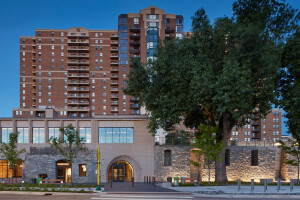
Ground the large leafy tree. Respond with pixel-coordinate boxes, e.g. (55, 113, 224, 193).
(124, 0, 298, 182)
(277, 29, 300, 140)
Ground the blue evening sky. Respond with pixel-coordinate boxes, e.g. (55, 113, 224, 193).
(0, 0, 299, 135)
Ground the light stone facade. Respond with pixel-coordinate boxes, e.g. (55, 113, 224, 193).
(0, 114, 154, 183)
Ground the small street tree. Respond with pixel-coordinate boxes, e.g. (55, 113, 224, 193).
(0, 132, 25, 178)
(190, 125, 223, 184)
(278, 138, 300, 184)
(49, 124, 86, 184)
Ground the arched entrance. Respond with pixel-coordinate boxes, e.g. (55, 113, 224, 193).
(56, 160, 71, 183)
(108, 160, 133, 182)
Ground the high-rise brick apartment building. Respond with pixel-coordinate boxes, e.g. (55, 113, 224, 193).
(230, 109, 282, 142)
(17, 6, 183, 118)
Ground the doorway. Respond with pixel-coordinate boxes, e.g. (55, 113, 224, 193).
(108, 160, 133, 182)
(56, 160, 71, 183)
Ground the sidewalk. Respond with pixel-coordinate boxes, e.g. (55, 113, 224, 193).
(165, 185, 300, 195)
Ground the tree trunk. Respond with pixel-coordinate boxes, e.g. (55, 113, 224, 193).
(215, 114, 231, 183)
(208, 163, 211, 184)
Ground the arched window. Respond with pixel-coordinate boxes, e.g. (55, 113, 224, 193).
(164, 150, 172, 166)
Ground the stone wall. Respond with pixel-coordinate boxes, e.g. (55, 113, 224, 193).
(23, 147, 97, 184)
(154, 145, 192, 182)
(154, 145, 287, 182)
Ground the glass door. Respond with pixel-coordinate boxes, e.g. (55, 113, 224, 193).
(112, 164, 125, 182)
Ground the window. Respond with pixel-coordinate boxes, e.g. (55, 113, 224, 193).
(61, 39, 64, 43)
(123, 95, 126, 100)
(99, 127, 134, 143)
(61, 52, 64, 56)
(251, 149, 259, 166)
(1, 128, 13, 143)
(0, 160, 23, 178)
(123, 66, 126, 71)
(100, 53, 103, 57)
(79, 164, 87, 176)
(52, 39, 54, 43)
(225, 149, 230, 166)
(164, 150, 171, 166)
(17, 128, 29, 143)
(79, 128, 91, 143)
(22, 52, 25, 56)
(33, 128, 45, 143)
(38, 31, 41, 36)
(51, 32, 54, 36)
(61, 32, 64, 36)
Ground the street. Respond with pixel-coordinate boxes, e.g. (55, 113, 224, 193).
(1, 193, 300, 200)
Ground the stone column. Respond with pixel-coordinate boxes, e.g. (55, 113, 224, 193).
(29, 119, 33, 143)
(44, 120, 48, 143)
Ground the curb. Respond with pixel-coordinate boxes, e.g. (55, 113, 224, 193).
(0, 191, 98, 196)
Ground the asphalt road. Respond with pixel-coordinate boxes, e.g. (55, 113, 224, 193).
(1, 193, 300, 200)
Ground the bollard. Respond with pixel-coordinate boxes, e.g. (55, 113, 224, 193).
(132, 177, 134, 188)
(251, 179, 254, 192)
(277, 179, 280, 192)
(237, 179, 241, 192)
(290, 179, 294, 192)
(264, 179, 267, 192)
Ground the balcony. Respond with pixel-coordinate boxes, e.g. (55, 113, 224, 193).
(130, 25, 140, 32)
(252, 128, 260, 133)
(67, 54, 89, 58)
(111, 74, 118, 79)
(67, 39, 89, 45)
(111, 81, 119, 85)
(252, 133, 261, 140)
(111, 48, 118, 52)
(165, 26, 176, 33)
(130, 97, 139, 102)
(67, 88, 89, 92)
(67, 61, 89, 66)
(111, 54, 118, 59)
(67, 81, 89, 85)
(111, 88, 119, 92)
(67, 94, 89, 98)
(32, 89, 36, 94)
(32, 56, 36, 60)
(67, 74, 89, 78)
(111, 68, 118, 72)
(111, 41, 119, 46)
(111, 108, 119, 112)
(67, 108, 89, 112)
(67, 33, 89, 38)
(67, 47, 89, 52)
(130, 41, 140, 47)
(111, 95, 118, 99)
(111, 34, 118, 40)
(111, 101, 118, 105)
(32, 63, 36, 68)
(130, 104, 139, 109)
(130, 49, 140, 54)
(68, 101, 89, 106)
(130, 34, 140, 39)
(165, 34, 175, 39)
(32, 70, 36, 74)
(111, 61, 118, 66)
(67, 67, 89, 72)
(252, 121, 260, 126)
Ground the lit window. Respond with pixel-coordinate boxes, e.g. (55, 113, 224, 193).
(79, 164, 87, 176)
(33, 128, 45, 143)
(99, 127, 134, 143)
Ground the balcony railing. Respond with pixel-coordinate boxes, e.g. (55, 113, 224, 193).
(111, 34, 118, 39)
(111, 61, 119, 65)
(67, 67, 89, 72)
(67, 61, 89, 66)
(130, 97, 139, 102)
(67, 33, 89, 38)
(111, 81, 119, 85)
(130, 41, 140, 47)
(67, 47, 89, 52)
(111, 48, 118, 52)
(67, 94, 89, 98)
(130, 34, 140, 39)
(130, 49, 140, 54)
(130, 25, 140, 32)
(165, 26, 176, 33)
(111, 41, 118, 46)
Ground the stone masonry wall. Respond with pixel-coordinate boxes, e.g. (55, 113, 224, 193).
(23, 147, 97, 184)
(154, 145, 192, 182)
(155, 145, 284, 182)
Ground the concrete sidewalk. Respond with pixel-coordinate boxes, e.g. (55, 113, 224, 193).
(165, 185, 300, 195)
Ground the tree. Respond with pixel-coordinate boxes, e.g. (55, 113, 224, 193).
(49, 124, 86, 184)
(190, 125, 223, 184)
(0, 132, 25, 178)
(278, 138, 300, 184)
(277, 29, 300, 140)
(124, 0, 298, 182)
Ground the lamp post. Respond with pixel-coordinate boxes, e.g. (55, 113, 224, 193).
(96, 145, 101, 191)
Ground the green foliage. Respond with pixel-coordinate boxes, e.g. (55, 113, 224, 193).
(49, 124, 86, 166)
(0, 132, 25, 177)
(276, 30, 300, 140)
(191, 125, 224, 183)
(278, 138, 300, 183)
(124, 0, 298, 182)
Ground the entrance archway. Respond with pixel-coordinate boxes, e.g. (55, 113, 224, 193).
(56, 160, 71, 183)
(108, 160, 133, 182)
